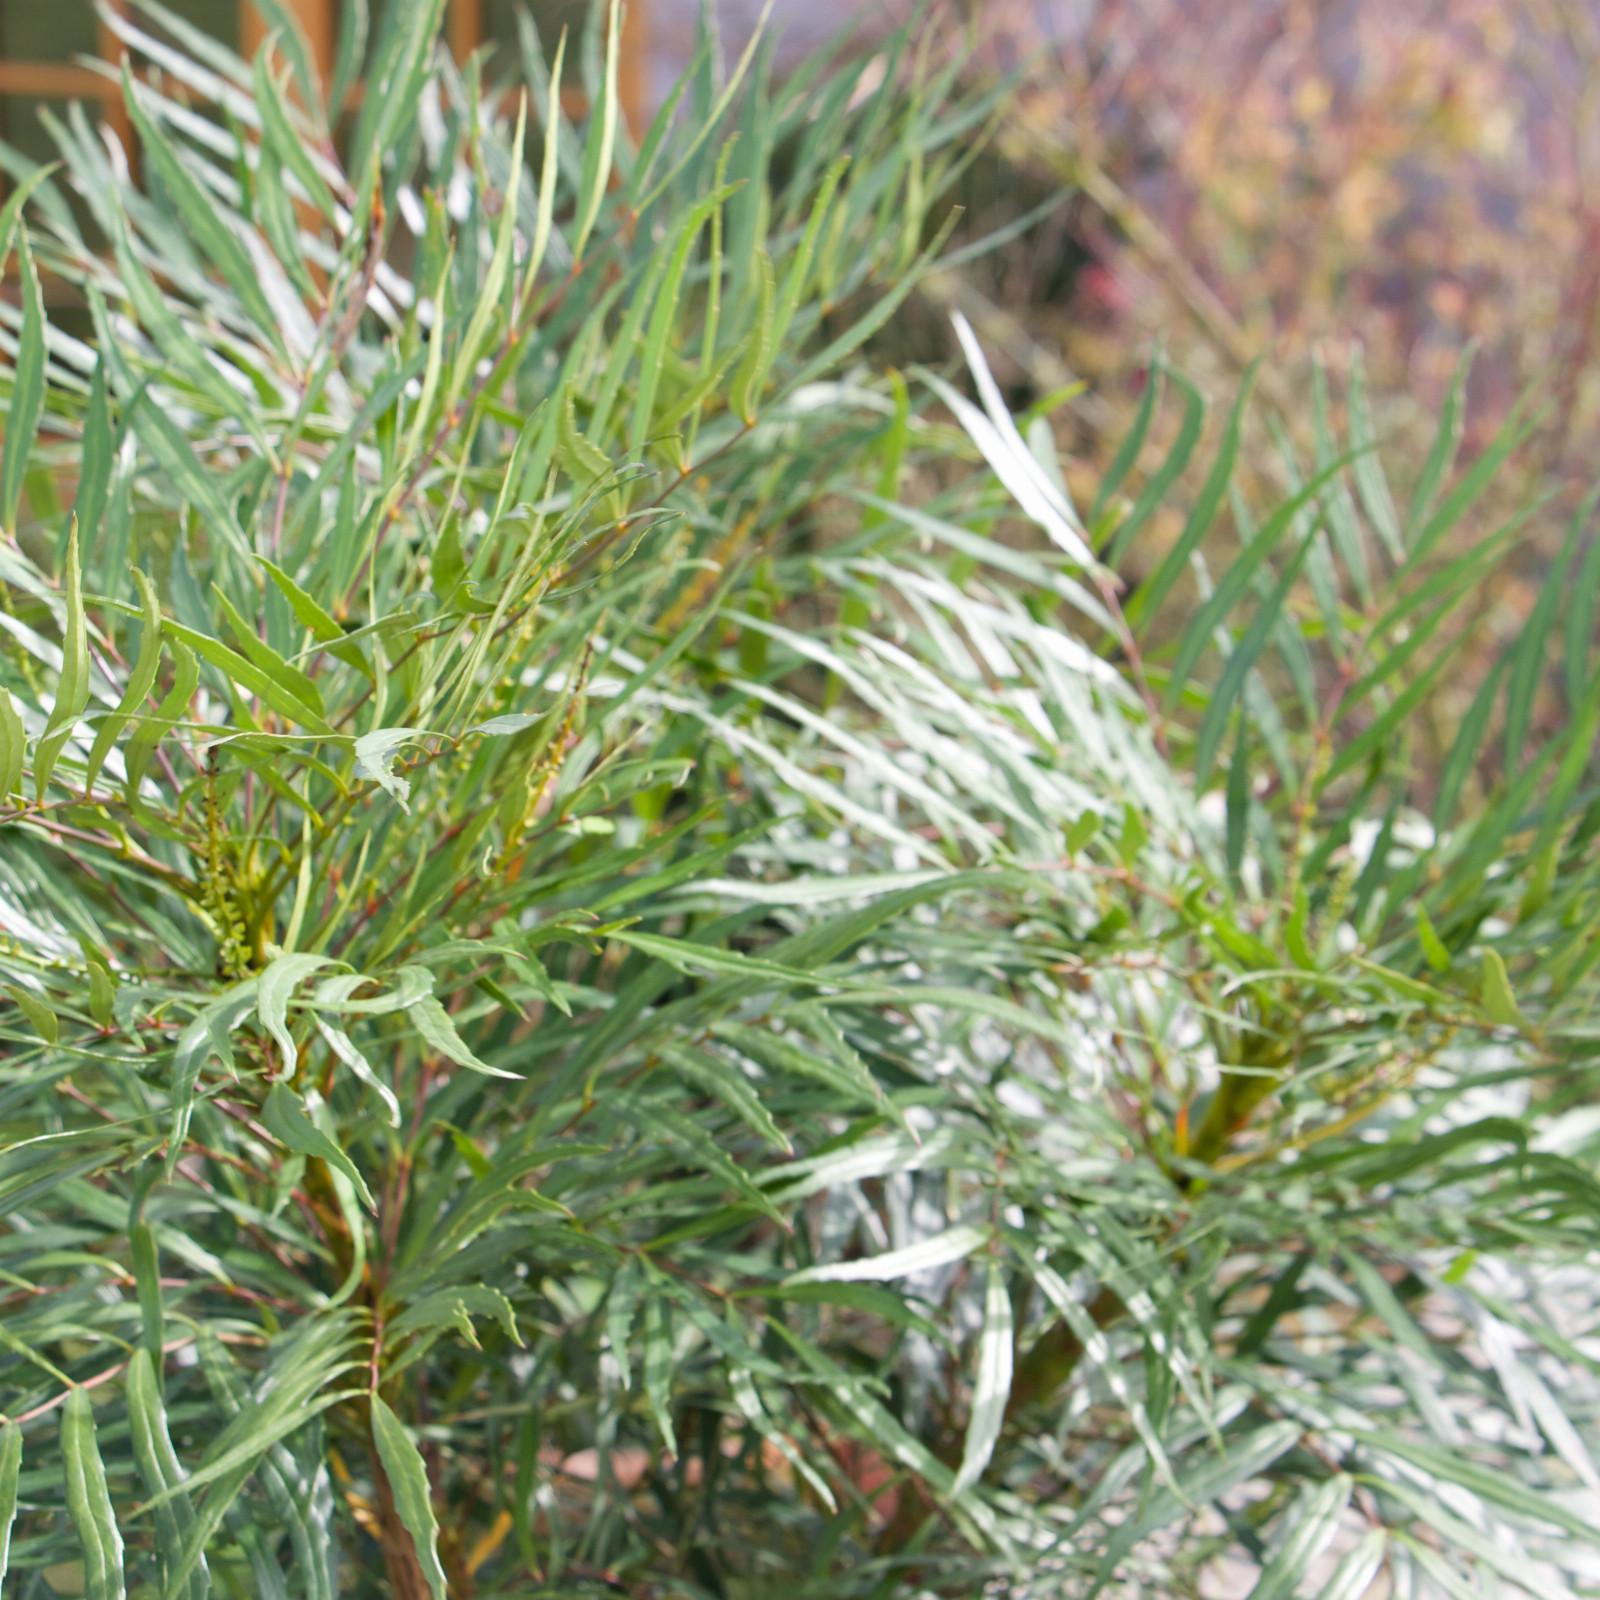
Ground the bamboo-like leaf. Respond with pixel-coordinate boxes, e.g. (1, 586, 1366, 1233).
(1193, 529, 1314, 783)
(255, 46, 336, 218)
(784, 1225, 987, 1285)
(1091, 354, 1162, 522)
(409, 993, 520, 1080)
(84, 570, 163, 795)
(1408, 391, 1541, 566)
(517, 28, 568, 310)
(730, 248, 776, 424)
(951, 1259, 1012, 1494)
(1504, 498, 1584, 770)
(125, 635, 198, 805)
(63, 1385, 125, 1600)
(1107, 369, 1205, 567)
(76, 356, 113, 552)
(1348, 343, 1403, 561)
(570, 0, 621, 265)
(121, 67, 281, 339)
(0, 1420, 19, 1594)
(0, 688, 24, 801)
(1480, 948, 1527, 1031)
(261, 1082, 375, 1209)
(1164, 457, 1348, 711)
(1247, 1475, 1352, 1600)
(127, 1348, 209, 1600)
(6, 984, 59, 1043)
(450, 93, 527, 412)
(1, 229, 45, 536)
(1432, 652, 1506, 826)
(163, 620, 334, 734)
(328, 0, 368, 124)
(1315, 1529, 1388, 1600)
(643, 1294, 678, 1456)
(659, 1041, 791, 1152)
(1406, 345, 1470, 545)
(256, 952, 339, 1074)
(370, 1396, 448, 1600)
(314, 1015, 401, 1126)
(34, 516, 89, 800)
(630, 188, 729, 454)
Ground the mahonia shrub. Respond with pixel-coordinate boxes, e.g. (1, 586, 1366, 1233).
(0, 4, 1598, 1599)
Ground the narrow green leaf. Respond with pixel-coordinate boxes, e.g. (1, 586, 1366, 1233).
(952, 1259, 1012, 1494)
(1091, 355, 1162, 522)
(1107, 369, 1204, 567)
(256, 952, 339, 1074)
(1432, 653, 1505, 828)
(1311, 353, 1370, 605)
(1, 228, 46, 536)
(1130, 363, 1257, 629)
(0, 689, 24, 801)
(328, 0, 368, 123)
(63, 1385, 125, 1600)
(1348, 343, 1403, 561)
(314, 1014, 401, 1126)
(126, 637, 198, 805)
(410, 993, 520, 1080)
(0, 160, 59, 275)
(1193, 529, 1315, 783)
(76, 356, 113, 552)
(255, 46, 336, 218)
(1315, 1529, 1387, 1600)
(1226, 719, 1249, 877)
(84, 569, 163, 795)
(1504, 496, 1586, 771)
(643, 1294, 678, 1456)
(1247, 1475, 1352, 1600)
(451, 93, 527, 412)
(162, 620, 334, 734)
(1406, 346, 1471, 545)
(0, 1420, 19, 1594)
(659, 1041, 791, 1152)
(261, 1082, 375, 1209)
(121, 67, 280, 339)
(371, 1396, 447, 1600)
(1566, 504, 1600, 710)
(1416, 906, 1451, 973)
(1164, 456, 1348, 713)
(34, 515, 90, 800)
(784, 1225, 987, 1286)
(129, 1220, 164, 1373)
(606, 1262, 640, 1390)
(1349, 957, 1451, 1009)
(570, 0, 621, 265)
(127, 1347, 209, 1600)
(1480, 948, 1527, 1031)
(518, 28, 568, 310)
(731, 248, 776, 424)
(1408, 391, 1541, 566)
(630, 188, 728, 454)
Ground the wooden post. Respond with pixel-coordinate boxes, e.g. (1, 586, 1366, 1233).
(96, 0, 134, 161)
(242, 0, 337, 85)
(448, 0, 485, 64)
(620, 0, 650, 141)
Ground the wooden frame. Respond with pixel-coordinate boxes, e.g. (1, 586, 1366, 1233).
(0, 0, 650, 142)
